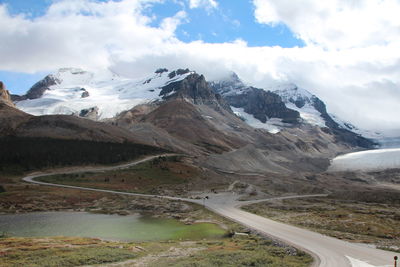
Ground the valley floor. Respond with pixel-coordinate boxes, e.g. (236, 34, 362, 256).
(242, 196, 400, 252)
(0, 156, 312, 267)
(0, 235, 312, 267)
(2, 154, 400, 266)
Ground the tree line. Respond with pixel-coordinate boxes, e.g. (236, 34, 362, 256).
(0, 136, 166, 174)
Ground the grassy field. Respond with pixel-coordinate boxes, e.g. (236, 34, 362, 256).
(0, 235, 313, 267)
(150, 238, 313, 267)
(242, 196, 400, 251)
(37, 156, 197, 195)
(0, 237, 137, 267)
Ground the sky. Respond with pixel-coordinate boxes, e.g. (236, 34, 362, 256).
(0, 0, 399, 135)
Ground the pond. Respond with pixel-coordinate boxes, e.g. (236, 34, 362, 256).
(0, 212, 226, 241)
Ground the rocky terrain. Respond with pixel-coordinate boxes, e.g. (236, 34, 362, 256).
(0, 81, 15, 107)
(211, 73, 375, 149)
(0, 68, 380, 194)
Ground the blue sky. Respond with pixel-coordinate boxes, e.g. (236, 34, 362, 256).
(0, 0, 302, 95)
(144, 0, 303, 47)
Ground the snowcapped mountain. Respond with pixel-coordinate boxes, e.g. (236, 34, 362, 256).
(13, 67, 375, 147)
(15, 67, 193, 120)
(272, 84, 327, 127)
(329, 113, 383, 140)
(210, 73, 375, 148)
(210, 73, 300, 133)
(272, 83, 385, 140)
(211, 73, 362, 133)
(210, 74, 322, 132)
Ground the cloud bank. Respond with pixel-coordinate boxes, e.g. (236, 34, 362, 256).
(0, 0, 399, 135)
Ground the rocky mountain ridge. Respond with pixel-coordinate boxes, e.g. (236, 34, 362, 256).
(210, 73, 375, 148)
(10, 67, 375, 150)
(210, 73, 300, 124)
(1, 75, 368, 177)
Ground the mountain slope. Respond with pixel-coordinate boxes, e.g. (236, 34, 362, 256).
(211, 73, 375, 148)
(0, 101, 150, 144)
(8, 68, 376, 174)
(108, 72, 357, 174)
(14, 68, 193, 120)
(0, 100, 168, 173)
(273, 84, 376, 148)
(210, 73, 300, 126)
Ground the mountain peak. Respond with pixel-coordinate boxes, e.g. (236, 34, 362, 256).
(159, 72, 231, 112)
(209, 72, 247, 96)
(273, 84, 314, 109)
(15, 67, 196, 120)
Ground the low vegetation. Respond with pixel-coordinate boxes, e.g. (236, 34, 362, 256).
(37, 156, 196, 195)
(152, 238, 313, 267)
(0, 237, 137, 267)
(0, 235, 313, 267)
(242, 196, 400, 251)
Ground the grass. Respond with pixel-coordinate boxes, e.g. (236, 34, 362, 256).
(0, 157, 198, 214)
(0, 237, 137, 267)
(149, 238, 313, 267)
(0, 236, 313, 267)
(37, 157, 197, 194)
(242, 197, 400, 249)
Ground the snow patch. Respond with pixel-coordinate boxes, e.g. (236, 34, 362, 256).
(286, 102, 326, 127)
(273, 84, 326, 127)
(231, 106, 285, 134)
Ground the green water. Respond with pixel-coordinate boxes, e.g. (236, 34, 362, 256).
(0, 212, 225, 241)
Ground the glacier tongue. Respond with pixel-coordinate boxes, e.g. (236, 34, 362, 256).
(16, 68, 192, 119)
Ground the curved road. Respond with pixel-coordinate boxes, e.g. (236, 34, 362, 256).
(22, 155, 398, 267)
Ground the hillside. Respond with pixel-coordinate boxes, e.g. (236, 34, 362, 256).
(6, 68, 376, 175)
(0, 102, 166, 173)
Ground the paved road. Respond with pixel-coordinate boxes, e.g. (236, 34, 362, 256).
(22, 155, 398, 267)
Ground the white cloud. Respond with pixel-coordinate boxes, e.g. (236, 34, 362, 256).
(253, 0, 400, 50)
(188, 0, 218, 10)
(0, 0, 181, 72)
(249, 0, 400, 134)
(0, 0, 399, 135)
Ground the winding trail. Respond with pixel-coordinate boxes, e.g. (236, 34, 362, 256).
(22, 154, 398, 267)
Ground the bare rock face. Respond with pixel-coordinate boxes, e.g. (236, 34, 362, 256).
(159, 73, 232, 112)
(79, 106, 99, 120)
(0, 82, 15, 107)
(225, 87, 300, 124)
(11, 74, 61, 101)
(26, 74, 60, 100)
(210, 73, 300, 124)
(80, 88, 90, 98)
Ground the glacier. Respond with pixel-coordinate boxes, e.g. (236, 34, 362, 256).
(329, 148, 400, 171)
